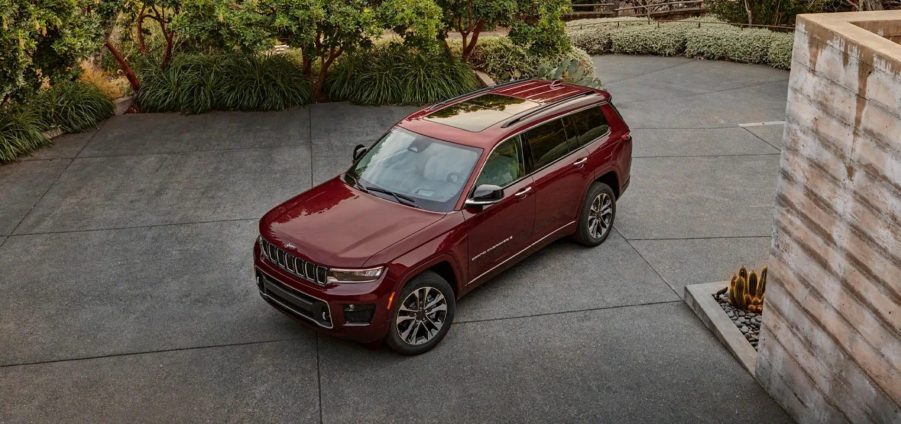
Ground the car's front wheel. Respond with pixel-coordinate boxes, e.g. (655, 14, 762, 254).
(574, 182, 616, 246)
(385, 271, 455, 355)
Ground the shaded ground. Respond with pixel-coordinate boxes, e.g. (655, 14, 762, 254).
(0, 55, 791, 423)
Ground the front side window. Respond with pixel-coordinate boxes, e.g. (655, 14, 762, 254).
(522, 119, 570, 170)
(345, 129, 482, 212)
(562, 106, 609, 148)
(475, 136, 526, 188)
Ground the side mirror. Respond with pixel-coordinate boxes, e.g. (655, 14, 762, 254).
(352, 144, 368, 161)
(464, 184, 504, 208)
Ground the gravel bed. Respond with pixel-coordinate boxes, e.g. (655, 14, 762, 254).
(713, 292, 761, 350)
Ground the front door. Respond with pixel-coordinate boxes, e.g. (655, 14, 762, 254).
(465, 136, 535, 284)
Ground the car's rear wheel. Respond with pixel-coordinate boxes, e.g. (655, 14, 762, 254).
(574, 182, 616, 246)
(385, 271, 455, 355)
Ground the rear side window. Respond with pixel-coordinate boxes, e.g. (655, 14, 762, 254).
(522, 119, 569, 169)
(562, 106, 609, 148)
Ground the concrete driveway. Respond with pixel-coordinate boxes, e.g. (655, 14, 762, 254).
(0, 55, 792, 423)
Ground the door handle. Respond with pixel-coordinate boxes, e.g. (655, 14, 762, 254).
(514, 186, 532, 198)
(572, 157, 588, 168)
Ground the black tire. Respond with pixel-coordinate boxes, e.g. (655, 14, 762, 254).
(574, 182, 616, 246)
(385, 271, 456, 355)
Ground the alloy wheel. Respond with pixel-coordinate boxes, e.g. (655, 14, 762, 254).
(587, 192, 613, 239)
(395, 286, 448, 346)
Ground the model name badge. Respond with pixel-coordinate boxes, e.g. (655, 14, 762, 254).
(472, 236, 513, 261)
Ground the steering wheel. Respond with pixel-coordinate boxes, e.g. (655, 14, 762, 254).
(446, 172, 462, 184)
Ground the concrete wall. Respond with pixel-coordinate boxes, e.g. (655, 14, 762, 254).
(755, 11, 901, 424)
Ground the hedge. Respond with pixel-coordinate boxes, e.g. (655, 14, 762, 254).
(569, 18, 794, 70)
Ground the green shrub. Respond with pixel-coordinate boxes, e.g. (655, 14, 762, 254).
(609, 24, 688, 56)
(328, 44, 478, 105)
(468, 37, 597, 82)
(0, 108, 48, 163)
(767, 32, 794, 70)
(36, 81, 114, 133)
(137, 54, 311, 113)
(568, 17, 794, 70)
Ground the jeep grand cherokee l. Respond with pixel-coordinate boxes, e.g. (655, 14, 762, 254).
(254, 79, 632, 354)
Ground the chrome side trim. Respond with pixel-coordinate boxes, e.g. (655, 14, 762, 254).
(466, 220, 575, 286)
(257, 267, 335, 329)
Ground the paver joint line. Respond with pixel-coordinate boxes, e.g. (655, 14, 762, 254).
(613, 227, 682, 299)
(740, 126, 783, 152)
(9, 217, 259, 238)
(4, 120, 107, 241)
(455, 299, 683, 325)
(0, 337, 303, 369)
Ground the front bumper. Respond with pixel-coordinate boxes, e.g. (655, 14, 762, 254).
(253, 243, 394, 343)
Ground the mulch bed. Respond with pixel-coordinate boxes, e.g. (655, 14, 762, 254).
(713, 292, 761, 350)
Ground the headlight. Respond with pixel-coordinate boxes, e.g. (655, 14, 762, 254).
(327, 267, 384, 284)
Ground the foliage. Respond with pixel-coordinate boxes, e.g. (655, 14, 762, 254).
(728, 266, 766, 313)
(466, 37, 595, 82)
(609, 24, 688, 56)
(137, 53, 310, 113)
(328, 43, 478, 105)
(706, 0, 830, 26)
(265, 0, 381, 99)
(537, 57, 603, 88)
(0, 0, 104, 104)
(378, 0, 445, 50)
(568, 19, 794, 69)
(436, 0, 517, 60)
(507, 0, 571, 56)
(767, 32, 795, 70)
(174, 0, 274, 53)
(35, 81, 114, 132)
(0, 108, 49, 162)
(79, 63, 129, 100)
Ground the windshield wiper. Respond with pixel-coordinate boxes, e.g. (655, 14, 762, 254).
(360, 183, 420, 208)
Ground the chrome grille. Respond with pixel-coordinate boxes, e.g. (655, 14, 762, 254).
(259, 237, 328, 285)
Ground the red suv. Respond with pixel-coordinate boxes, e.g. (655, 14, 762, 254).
(254, 80, 632, 354)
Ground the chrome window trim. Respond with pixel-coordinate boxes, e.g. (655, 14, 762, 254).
(466, 102, 611, 202)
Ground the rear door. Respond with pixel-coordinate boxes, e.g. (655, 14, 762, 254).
(522, 117, 592, 238)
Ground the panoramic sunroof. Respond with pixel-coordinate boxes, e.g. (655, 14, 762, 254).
(425, 94, 540, 132)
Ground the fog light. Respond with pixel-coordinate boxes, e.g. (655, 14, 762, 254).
(343, 304, 375, 324)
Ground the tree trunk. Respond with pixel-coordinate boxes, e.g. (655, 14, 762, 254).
(105, 40, 140, 92)
(743, 0, 754, 25)
(461, 21, 484, 62)
(160, 32, 174, 69)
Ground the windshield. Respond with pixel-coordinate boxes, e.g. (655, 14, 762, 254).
(345, 128, 482, 212)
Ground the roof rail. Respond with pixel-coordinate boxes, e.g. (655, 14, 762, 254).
(499, 91, 594, 128)
(424, 77, 535, 112)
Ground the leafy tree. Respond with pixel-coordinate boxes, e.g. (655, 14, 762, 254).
(707, 0, 830, 26)
(378, 0, 444, 50)
(264, 0, 380, 100)
(508, 0, 570, 56)
(1, 0, 104, 105)
(174, 0, 274, 53)
(435, 0, 517, 61)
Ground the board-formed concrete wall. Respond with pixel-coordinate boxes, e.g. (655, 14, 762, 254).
(755, 11, 900, 424)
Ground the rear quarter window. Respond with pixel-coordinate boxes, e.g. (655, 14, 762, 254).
(562, 106, 609, 148)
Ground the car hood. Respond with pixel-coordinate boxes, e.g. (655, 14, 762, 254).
(260, 177, 446, 268)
